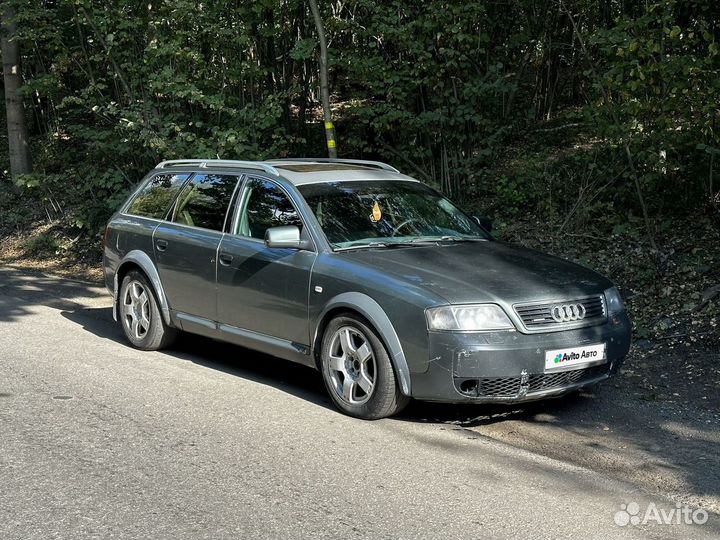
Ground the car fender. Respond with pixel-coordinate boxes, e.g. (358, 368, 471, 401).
(113, 250, 172, 325)
(314, 292, 412, 396)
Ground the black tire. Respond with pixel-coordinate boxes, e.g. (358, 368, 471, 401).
(118, 270, 178, 351)
(320, 314, 409, 419)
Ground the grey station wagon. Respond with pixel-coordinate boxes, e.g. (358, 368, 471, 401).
(103, 158, 631, 419)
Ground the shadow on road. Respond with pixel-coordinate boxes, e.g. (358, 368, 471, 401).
(60, 306, 335, 414)
(50, 302, 720, 515)
(0, 265, 106, 323)
(399, 385, 720, 513)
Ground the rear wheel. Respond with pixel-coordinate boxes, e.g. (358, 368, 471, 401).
(320, 315, 409, 419)
(119, 270, 178, 350)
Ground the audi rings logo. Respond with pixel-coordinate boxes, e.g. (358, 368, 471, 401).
(551, 303, 586, 323)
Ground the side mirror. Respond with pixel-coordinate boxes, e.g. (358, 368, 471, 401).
(473, 215, 493, 233)
(264, 225, 312, 250)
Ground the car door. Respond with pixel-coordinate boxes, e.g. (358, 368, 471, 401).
(216, 177, 316, 347)
(153, 172, 241, 329)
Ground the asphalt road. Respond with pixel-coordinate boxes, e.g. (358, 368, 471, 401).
(1, 265, 718, 539)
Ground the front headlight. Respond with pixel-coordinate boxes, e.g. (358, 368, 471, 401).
(426, 304, 515, 331)
(604, 286, 625, 314)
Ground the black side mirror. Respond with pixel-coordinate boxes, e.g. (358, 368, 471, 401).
(473, 215, 493, 233)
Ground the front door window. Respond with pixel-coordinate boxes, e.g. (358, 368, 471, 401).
(236, 178, 303, 239)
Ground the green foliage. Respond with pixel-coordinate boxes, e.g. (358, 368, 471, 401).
(2, 0, 719, 235)
(589, 0, 720, 213)
(331, 0, 527, 198)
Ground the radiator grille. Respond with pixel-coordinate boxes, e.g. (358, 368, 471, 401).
(514, 295, 605, 331)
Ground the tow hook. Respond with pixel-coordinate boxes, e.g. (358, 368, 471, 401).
(518, 369, 529, 397)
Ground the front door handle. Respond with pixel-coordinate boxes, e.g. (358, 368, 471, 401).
(218, 253, 234, 266)
(156, 239, 168, 252)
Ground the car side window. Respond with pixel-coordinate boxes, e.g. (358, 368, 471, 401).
(127, 173, 189, 219)
(172, 173, 240, 232)
(236, 178, 302, 239)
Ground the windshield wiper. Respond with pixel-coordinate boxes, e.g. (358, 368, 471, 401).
(335, 236, 487, 251)
(435, 236, 487, 243)
(336, 241, 429, 252)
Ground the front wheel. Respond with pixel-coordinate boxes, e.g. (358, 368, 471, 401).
(118, 270, 178, 351)
(320, 315, 409, 419)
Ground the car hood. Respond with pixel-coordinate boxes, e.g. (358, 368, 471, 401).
(337, 241, 612, 305)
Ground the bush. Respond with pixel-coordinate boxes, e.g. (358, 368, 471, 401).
(23, 234, 61, 258)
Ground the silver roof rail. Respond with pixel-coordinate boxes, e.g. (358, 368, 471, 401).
(268, 158, 400, 173)
(155, 159, 279, 176)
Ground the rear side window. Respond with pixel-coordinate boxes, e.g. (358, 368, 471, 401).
(127, 173, 189, 219)
(172, 173, 240, 231)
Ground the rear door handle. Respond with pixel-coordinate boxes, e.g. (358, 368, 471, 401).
(156, 239, 168, 252)
(218, 253, 234, 266)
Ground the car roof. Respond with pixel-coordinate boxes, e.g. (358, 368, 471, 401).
(153, 159, 421, 186)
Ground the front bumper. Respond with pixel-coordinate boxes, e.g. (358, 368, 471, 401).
(409, 312, 631, 403)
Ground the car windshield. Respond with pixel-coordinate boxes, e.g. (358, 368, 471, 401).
(297, 180, 490, 249)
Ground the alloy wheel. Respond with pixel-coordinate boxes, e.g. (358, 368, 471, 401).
(121, 280, 151, 340)
(327, 326, 376, 405)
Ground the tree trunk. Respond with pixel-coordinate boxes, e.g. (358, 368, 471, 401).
(308, 0, 337, 158)
(1, 4, 32, 177)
